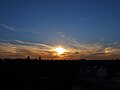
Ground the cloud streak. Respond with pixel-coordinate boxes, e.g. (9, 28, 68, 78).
(0, 39, 119, 60)
(0, 24, 16, 32)
(28, 30, 43, 35)
(14, 40, 53, 48)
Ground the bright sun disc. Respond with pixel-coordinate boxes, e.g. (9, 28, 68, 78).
(55, 47, 66, 54)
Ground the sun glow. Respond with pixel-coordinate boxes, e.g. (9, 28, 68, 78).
(55, 46, 66, 55)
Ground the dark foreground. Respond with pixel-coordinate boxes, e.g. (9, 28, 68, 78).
(0, 59, 120, 90)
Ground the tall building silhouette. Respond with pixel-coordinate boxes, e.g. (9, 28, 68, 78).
(39, 56, 41, 60)
(27, 56, 30, 60)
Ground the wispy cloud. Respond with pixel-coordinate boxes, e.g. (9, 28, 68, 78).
(28, 30, 43, 35)
(55, 32, 79, 44)
(0, 24, 16, 32)
(20, 28, 43, 35)
(0, 38, 119, 60)
(56, 32, 65, 38)
(14, 40, 53, 48)
(53, 32, 120, 59)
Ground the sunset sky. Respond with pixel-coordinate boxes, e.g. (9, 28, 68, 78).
(0, 0, 120, 60)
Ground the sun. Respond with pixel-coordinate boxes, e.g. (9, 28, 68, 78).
(54, 46, 66, 55)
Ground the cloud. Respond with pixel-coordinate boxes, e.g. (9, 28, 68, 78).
(104, 47, 120, 54)
(0, 24, 16, 32)
(53, 32, 120, 59)
(55, 32, 82, 46)
(0, 42, 53, 59)
(28, 30, 43, 35)
(14, 40, 53, 48)
(20, 28, 43, 35)
(0, 38, 120, 60)
(56, 32, 65, 38)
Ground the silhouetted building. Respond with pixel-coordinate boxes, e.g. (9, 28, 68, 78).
(27, 56, 30, 60)
(39, 56, 41, 60)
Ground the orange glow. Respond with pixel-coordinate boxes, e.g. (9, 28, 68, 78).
(54, 46, 66, 55)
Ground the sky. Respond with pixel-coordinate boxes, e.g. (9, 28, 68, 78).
(0, 0, 120, 60)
